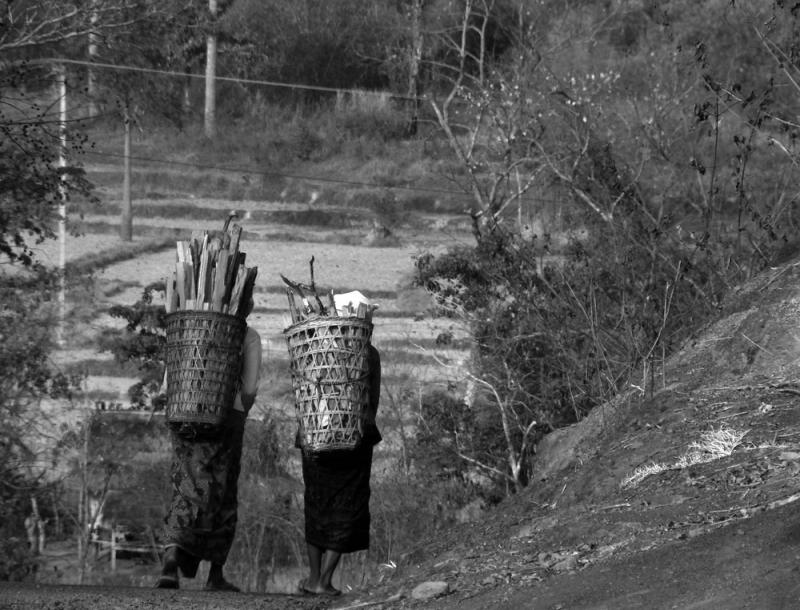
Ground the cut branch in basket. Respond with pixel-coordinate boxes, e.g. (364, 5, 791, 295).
(281, 257, 376, 326)
(165, 220, 257, 318)
(308, 255, 328, 314)
(280, 256, 331, 323)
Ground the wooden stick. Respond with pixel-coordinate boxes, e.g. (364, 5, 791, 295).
(280, 274, 313, 314)
(239, 266, 258, 316)
(308, 256, 327, 315)
(222, 211, 238, 232)
(328, 289, 337, 316)
(176, 264, 186, 309)
(211, 250, 228, 311)
(227, 265, 247, 316)
(184, 262, 195, 308)
(196, 249, 210, 305)
(287, 288, 300, 323)
(165, 272, 177, 314)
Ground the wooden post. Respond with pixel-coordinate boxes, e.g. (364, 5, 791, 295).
(110, 526, 117, 572)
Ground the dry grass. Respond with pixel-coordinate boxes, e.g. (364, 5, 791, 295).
(621, 426, 749, 489)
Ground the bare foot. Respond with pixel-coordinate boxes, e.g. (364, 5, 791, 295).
(298, 578, 316, 595)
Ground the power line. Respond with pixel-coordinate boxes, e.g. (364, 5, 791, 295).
(80, 148, 467, 196)
(23, 58, 565, 205)
(79, 148, 568, 205)
(42, 57, 423, 102)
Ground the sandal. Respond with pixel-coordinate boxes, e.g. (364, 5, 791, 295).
(155, 575, 179, 589)
(204, 579, 241, 592)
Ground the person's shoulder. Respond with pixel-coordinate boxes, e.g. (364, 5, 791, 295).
(245, 326, 262, 343)
(368, 343, 381, 364)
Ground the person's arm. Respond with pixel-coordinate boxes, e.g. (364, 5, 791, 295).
(237, 328, 262, 413)
(366, 345, 381, 418)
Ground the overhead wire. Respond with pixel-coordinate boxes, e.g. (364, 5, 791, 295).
(38, 57, 424, 101)
(18, 57, 563, 204)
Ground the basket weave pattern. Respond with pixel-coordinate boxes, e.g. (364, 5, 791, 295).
(165, 311, 247, 427)
(284, 316, 373, 452)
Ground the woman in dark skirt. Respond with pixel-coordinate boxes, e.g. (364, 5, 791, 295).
(297, 343, 381, 597)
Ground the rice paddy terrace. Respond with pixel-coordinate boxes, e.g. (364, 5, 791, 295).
(41, 159, 476, 431)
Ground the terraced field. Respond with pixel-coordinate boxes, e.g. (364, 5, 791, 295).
(44, 160, 475, 432)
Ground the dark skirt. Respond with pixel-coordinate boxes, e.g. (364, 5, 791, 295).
(302, 444, 374, 553)
(163, 411, 246, 568)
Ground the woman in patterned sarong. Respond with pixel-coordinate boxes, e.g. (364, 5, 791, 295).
(156, 312, 262, 592)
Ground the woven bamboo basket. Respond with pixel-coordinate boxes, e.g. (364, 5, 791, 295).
(284, 316, 373, 452)
(165, 311, 247, 429)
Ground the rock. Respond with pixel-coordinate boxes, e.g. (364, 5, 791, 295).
(411, 581, 450, 600)
(512, 524, 535, 539)
(551, 555, 579, 573)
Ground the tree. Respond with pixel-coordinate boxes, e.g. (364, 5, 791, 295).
(80, 1, 205, 239)
(0, 1, 148, 53)
(54, 407, 170, 583)
(0, 64, 95, 266)
(0, 272, 83, 579)
(98, 282, 167, 409)
(1, 1, 176, 259)
(418, 0, 800, 494)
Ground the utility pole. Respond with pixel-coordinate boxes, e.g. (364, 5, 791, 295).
(56, 64, 68, 347)
(87, 0, 99, 118)
(120, 101, 132, 241)
(204, 0, 217, 139)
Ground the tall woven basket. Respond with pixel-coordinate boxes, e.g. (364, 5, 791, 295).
(284, 316, 373, 452)
(165, 311, 247, 430)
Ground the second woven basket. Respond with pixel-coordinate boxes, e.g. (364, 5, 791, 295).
(284, 316, 373, 452)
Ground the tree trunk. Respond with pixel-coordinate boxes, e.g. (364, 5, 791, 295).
(56, 65, 68, 347)
(405, 0, 424, 136)
(87, 0, 99, 118)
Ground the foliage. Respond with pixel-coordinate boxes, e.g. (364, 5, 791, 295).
(98, 282, 167, 409)
(55, 411, 170, 526)
(416, 0, 800, 494)
(0, 1, 161, 54)
(0, 271, 83, 579)
(219, 0, 401, 92)
(86, 1, 205, 129)
(227, 415, 303, 591)
(0, 64, 94, 267)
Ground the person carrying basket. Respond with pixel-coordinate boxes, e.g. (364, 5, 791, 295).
(156, 297, 262, 592)
(291, 291, 382, 598)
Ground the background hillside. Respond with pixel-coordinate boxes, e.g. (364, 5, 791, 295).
(4, 0, 800, 605)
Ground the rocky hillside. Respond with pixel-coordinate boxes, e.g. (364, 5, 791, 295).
(346, 255, 800, 609)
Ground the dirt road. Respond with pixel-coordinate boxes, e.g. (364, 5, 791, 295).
(4, 500, 800, 609)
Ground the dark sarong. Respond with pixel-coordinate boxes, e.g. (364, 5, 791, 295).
(163, 410, 246, 567)
(302, 444, 374, 553)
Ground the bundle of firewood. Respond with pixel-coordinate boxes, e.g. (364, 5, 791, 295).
(165, 218, 258, 317)
(281, 256, 374, 325)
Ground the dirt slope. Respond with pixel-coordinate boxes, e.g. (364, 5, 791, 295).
(342, 257, 800, 608)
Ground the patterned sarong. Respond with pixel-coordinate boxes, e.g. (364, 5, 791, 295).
(163, 410, 246, 567)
